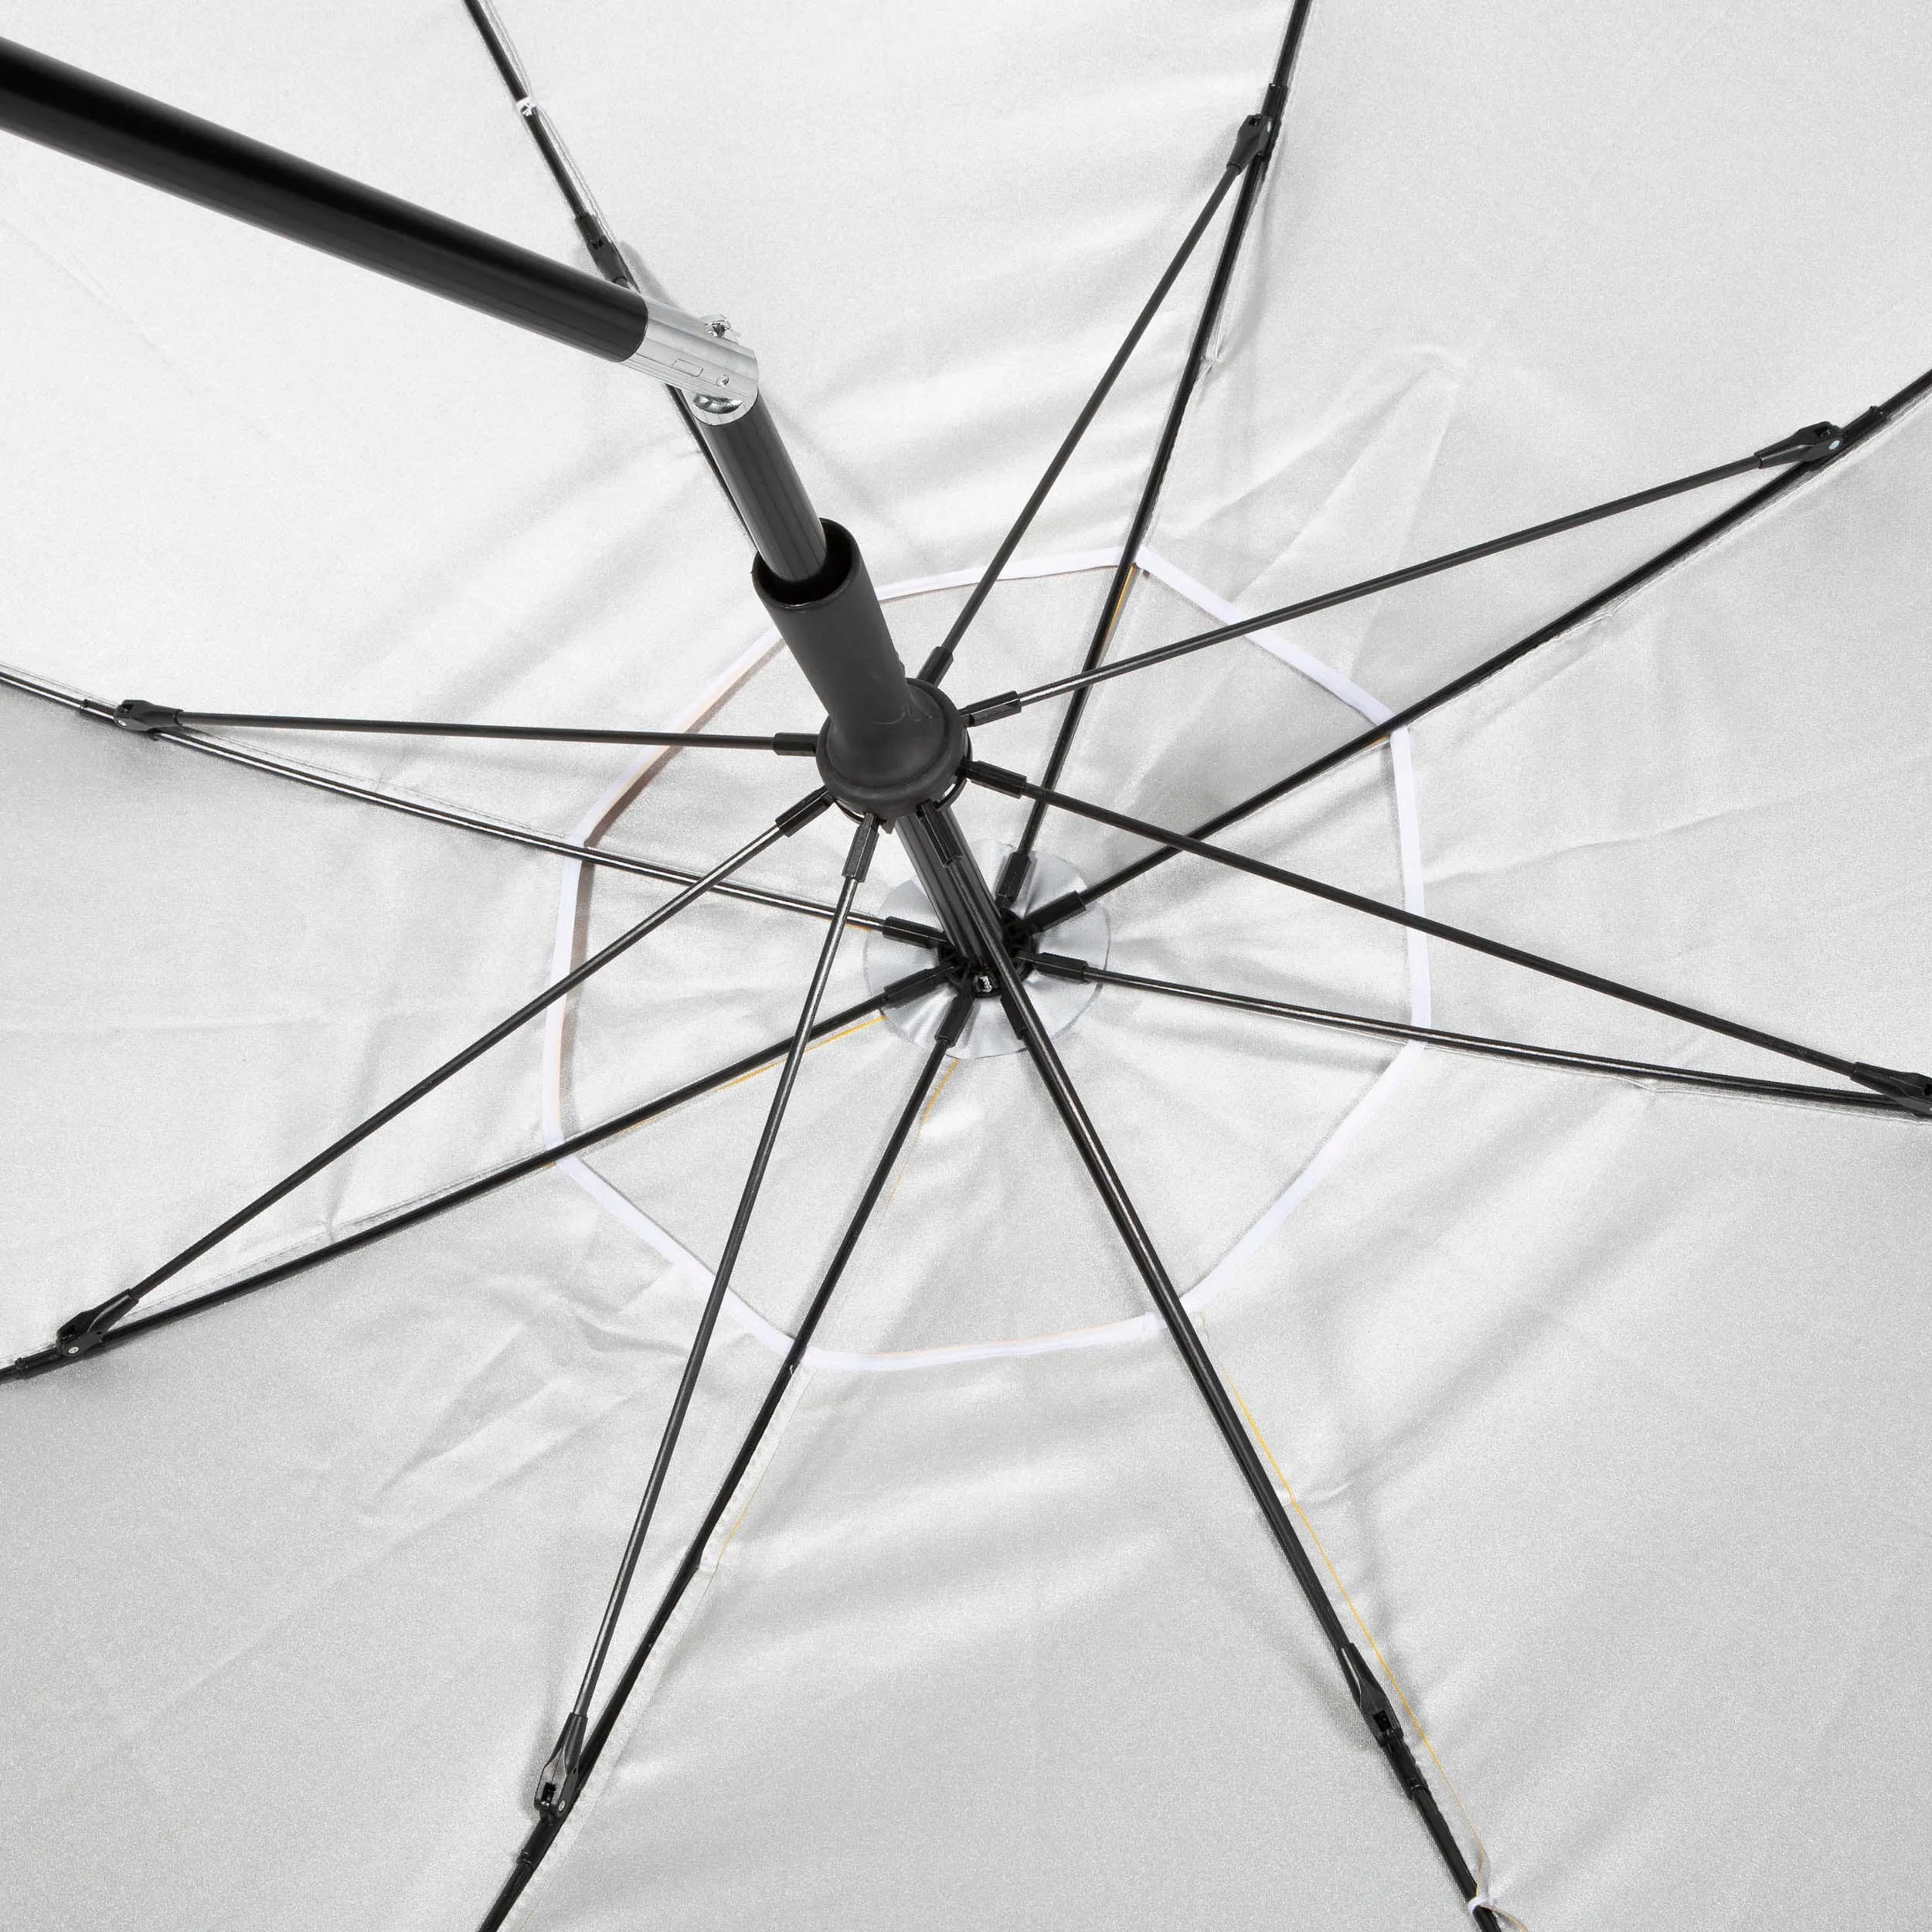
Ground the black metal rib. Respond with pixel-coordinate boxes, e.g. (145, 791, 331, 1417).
(78, 705, 941, 945)
(155, 708, 810, 751)
(924, 807, 1496, 1929)
(917, 138, 1257, 690)
(529, 818, 876, 1822)
(970, 448, 1775, 720)
(28, 796, 828, 1362)
(1, 976, 951, 1385)
(971, 763, 1926, 1106)
(995, 4, 1316, 902)
(457, 0, 746, 525)
(1043, 959, 1913, 1114)
(1026, 362, 1932, 929)
(475, 988, 970, 1931)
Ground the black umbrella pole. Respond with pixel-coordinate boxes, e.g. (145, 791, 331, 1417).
(896, 809, 1012, 976)
(0, 35, 653, 359)
(925, 807, 1499, 1927)
(0, 36, 961, 818)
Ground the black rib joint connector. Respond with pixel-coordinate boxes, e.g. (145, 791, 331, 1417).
(932, 994, 973, 1051)
(1025, 891, 1086, 933)
(1029, 952, 1092, 983)
(576, 218, 628, 284)
(1342, 1642, 1427, 1798)
(963, 692, 1022, 726)
(1850, 1063, 1932, 1115)
(111, 698, 182, 733)
(880, 966, 947, 1008)
(917, 804, 966, 867)
(1753, 421, 1845, 467)
(534, 1711, 587, 1819)
(961, 758, 1029, 798)
(50, 1287, 143, 1359)
(842, 816, 881, 882)
(774, 791, 833, 838)
(1226, 111, 1273, 171)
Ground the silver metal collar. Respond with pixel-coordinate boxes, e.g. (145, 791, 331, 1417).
(624, 306, 759, 419)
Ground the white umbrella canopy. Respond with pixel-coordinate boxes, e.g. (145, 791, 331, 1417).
(2, 2, 1930, 1928)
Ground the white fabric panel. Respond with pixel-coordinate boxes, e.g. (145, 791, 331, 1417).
(1162, 2, 1932, 716)
(0, 1172, 818, 1930)
(0, 682, 569, 1357)
(524, 1342, 1462, 1932)
(2, 2, 1930, 1929)
(1202, 1048, 1932, 1930)
(1406, 385, 1932, 1077)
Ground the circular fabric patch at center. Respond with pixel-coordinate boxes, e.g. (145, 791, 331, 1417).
(865, 842, 1110, 1060)
(545, 547, 1431, 1368)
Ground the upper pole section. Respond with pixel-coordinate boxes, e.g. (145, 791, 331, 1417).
(0, 34, 962, 814)
(0, 36, 754, 411)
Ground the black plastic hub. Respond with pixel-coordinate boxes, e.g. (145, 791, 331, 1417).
(814, 679, 966, 821)
(930, 929, 1039, 1002)
(754, 521, 964, 819)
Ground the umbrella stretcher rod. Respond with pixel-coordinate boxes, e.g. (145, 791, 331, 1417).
(0, 975, 946, 1379)
(914, 117, 1267, 690)
(529, 815, 879, 1823)
(917, 796, 1500, 1926)
(1, 675, 940, 946)
(1036, 958, 1917, 1113)
(995, 20, 1304, 909)
(963, 422, 1853, 723)
(5, 791, 834, 1373)
(970, 761, 1932, 1111)
(102, 702, 824, 752)
(1008, 358, 1932, 931)
(479, 991, 976, 1930)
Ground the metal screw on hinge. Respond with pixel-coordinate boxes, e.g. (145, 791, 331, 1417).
(691, 315, 741, 417)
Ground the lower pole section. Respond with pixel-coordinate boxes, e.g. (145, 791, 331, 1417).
(699, 396, 828, 581)
(752, 522, 961, 815)
(896, 807, 1006, 978)
(698, 402, 959, 815)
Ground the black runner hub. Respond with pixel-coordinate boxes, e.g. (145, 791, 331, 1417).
(753, 521, 964, 819)
(812, 679, 965, 821)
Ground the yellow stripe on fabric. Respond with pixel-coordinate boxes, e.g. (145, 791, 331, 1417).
(883, 1055, 957, 1210)
(716, 1012, 885, 1094)
(1226, 1379, 1529, 1929)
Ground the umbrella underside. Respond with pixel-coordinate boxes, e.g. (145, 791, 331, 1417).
(3, 3, 1931, 1929)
